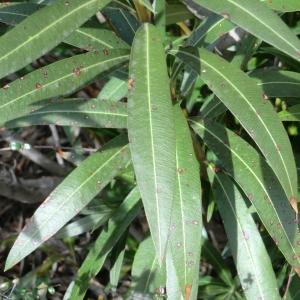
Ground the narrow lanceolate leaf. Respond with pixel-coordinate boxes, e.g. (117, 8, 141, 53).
(0, 50, 129, 127)
(98, 77, 128, 102)
(66, 188, 141, 300)
(186, 0, 300, 61)
(167, 105, 202, 299)
(250, 70, 300, 98)
(128, 24, 176, 264)
(278, 105, 300, 122)
(191, 119, 300, 270)
(173, 47, 298, 208)
(64, 28, 129, 51)
(6, 99, 128, 129)
(5, 135, 131, 271)
(0, 0, 113, 80)
(208, 168, 280, 300)
(131, 237, 166, 298)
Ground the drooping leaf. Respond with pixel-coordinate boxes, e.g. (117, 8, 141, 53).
(166, 105, 202, 299)
(131, 236, 166, 298)
(186, 0, 300, 61)
(173, 47, 298, 206)
(128, 24, 176, 264)
(66, 187, 141, 300)
(250, 70, 300, 98)
(0, 50, 129, 127)
(5, 134, 131, 271)
(278, 105, 300, 122)
(6, 99, 128, 129)
(0, 0, 113, 80)
(208, 168, 281, 300)
(191, 119, 300, 270)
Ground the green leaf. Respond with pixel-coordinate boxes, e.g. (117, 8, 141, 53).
(173, 47, 298, 207)
(278, 105, 300, 122)
(5, 134, 131, 271)
(191, 119, 300, 270)
(128, 24, 176, 264)
(187, 0, 300, 61)
(98, 77, 128, 102)
(250, 70, 300, 98)
(0, 0, 113, 80)
(103, 5, 140, 45)
(6, 99, 128, 129)
(0, 50, 129, 127)
(131, 236, 166, 297)
(208, 168, 281, 300)
(166, 105, 202, 299)
(64, 27, 129, 51)
(261, 0, 300, 12)
(66, 187, 141, 300)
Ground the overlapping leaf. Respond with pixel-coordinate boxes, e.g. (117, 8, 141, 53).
(0, 50, 129, 127)
(173, 47, 298, 208)
(5, 134, 131, 271)
(66, 188, 141, 300)
(128, 24, 176, 264)
(187, 0, 300, 61)
(208, 168, 280, 300)
(166, 105, 202, 299)
(279, 105, 300, 122)
(6, 99, 128, 129)
(191, 119, 300, 270)
(0, 0, 113, 79)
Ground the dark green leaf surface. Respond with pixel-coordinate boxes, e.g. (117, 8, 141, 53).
(166, 105, 202, 299)
(6, 99, 128, 129)
(0, 50, 129, 127)
(250, 70, 300, 98)
(173, 47, 298, 207)
(67, 188, 141, 300)
(191, 119, 300, 269)
(208, 169, 280, 300)
(5, 135, 131, 271)
(0, 0, 112, 80)
(188, 0, 300, 62)
(166, 3, 193, 25)
(128, 24, 176, 264)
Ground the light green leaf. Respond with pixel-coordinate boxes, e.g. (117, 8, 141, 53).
(131, 236, 166, 298)
(66, 187, 141, 300)
(250, 70, 300, 98)
(278, 105, 300, 122)
(261, 0, 300, 12)
(173, 47, 298, 208)
(208, 168, 281, 300)
(191, 119, 300, 269)
(166, 105, 202, 299)
(98, 77, 128, 102)
(188, 0, 300, 61)
(5, 134, 131, 271)
(64, 27, 129, 51)
(0, 50, 129, 127)
(128, 24, 176, 264)
(6, 99, 128, 129)
(0, 0, 113, 80)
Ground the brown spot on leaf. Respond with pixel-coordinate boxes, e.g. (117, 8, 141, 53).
(73, 67, 81, 77)
(185, 284, 192, 300)
(35, 82, 42, 89)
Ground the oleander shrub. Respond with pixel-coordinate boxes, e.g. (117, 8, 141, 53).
(0, 0, 300, 299)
